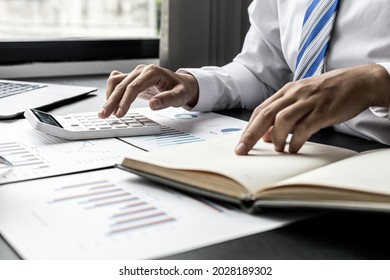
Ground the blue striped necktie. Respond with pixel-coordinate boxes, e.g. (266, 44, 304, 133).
(294, 0, 340, 80)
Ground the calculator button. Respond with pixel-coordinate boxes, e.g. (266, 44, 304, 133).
(129, 123, 143, 127)
(92, 121, 106, 125)
(70, 125, 83, 131)
(125, 113, 139, 117)
(109, 120, 123, 125)
(113, 124, 128, 129)
(142, 120, 157, 123)
(144, 122, 159, 126)
(123, 121, 138, 125)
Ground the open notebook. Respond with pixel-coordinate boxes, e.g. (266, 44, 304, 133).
(118, 132, 390, 213)
(0, 79, 96, 119)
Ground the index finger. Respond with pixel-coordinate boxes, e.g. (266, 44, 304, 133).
(115, 65, 180, 116)
(99, 65, 147, 118)
(236, 92, 296, 155)
(235, 107, 275, 155)
(105, 70, 127, 99)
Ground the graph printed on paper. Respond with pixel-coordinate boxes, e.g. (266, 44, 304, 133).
(0, 123, 139, 184)
(119, 108, 247, 151)
(0, 168, 300, 259)
(0, 141, 50, 181)
(48, 180, 176, 236)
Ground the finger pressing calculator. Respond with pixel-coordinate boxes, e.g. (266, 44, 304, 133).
(24, 108, 161, 140)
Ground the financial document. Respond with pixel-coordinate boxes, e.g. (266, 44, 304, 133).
(120, 107, 247, 151)
(0, 107, 247, 184)
(0, 122, 140, 185)
(0, 168, 304, 259)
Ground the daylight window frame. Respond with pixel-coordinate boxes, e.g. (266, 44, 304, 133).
(0, 39, 159, 65)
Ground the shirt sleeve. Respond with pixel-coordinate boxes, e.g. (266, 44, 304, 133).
(178, 0, 292, 112)
(370, 62, 390, 119)
(378, 62, 390, 76)
(333, 109, 390, 145)
(333, 62, 390, 141)
(368, 62, 390, 119)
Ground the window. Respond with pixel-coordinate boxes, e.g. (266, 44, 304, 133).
(0, 0, 160, 65)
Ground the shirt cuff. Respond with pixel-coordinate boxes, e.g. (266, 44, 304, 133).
(377, 62, 390, 76)
(177, 68, 221, 112)
(371, 63, 390, 119)
(369, 107, 389, 118)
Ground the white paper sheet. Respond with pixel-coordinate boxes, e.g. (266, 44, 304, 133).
(0, 122, 140, 185)
(1, 108, 247, 184)
(120, 107, 248, 151)
(0, 168, 304, 259)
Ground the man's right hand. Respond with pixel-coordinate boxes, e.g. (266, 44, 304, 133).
(98, 64, 199, 119)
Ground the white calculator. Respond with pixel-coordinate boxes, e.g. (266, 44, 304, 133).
(24, 108, 161, 140)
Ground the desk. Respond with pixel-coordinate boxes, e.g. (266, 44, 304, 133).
(1, 75, 389, 260)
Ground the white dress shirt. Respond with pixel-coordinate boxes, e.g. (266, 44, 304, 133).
(180, 0, 390, 145)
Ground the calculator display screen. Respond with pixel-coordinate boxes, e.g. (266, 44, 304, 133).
(31, 109, 63, 128)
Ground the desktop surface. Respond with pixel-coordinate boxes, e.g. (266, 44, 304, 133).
(1, 75, 389, 260)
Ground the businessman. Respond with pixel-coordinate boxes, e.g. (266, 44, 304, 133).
(99, 0, 390, 154)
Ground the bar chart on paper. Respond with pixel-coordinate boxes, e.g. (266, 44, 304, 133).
(0, 142, 49, 169)
(0, 122, 140, 185)
(0, 141, 51, 181)
(125, 125, 205, 151)
(49, 180, 176, 236)
(0, 108, 246, 183)
(0, 169, 300, 259)
(120, 107, 248, 151)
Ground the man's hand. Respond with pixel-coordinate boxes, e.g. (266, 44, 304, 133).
(235, 64, 390, 155)
(98, 64, 199, 118)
